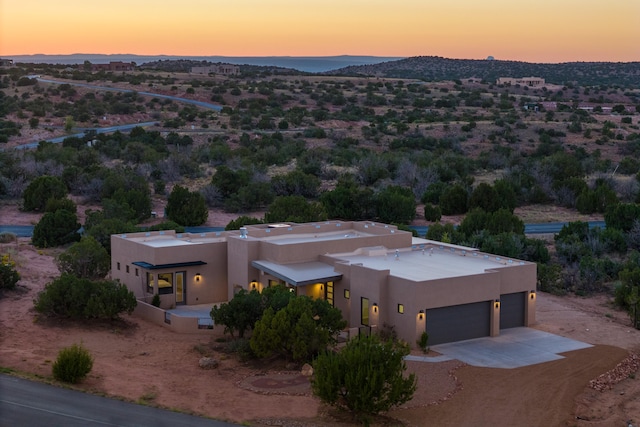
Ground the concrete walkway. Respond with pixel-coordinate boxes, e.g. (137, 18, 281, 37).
(407, 327, 592, 369)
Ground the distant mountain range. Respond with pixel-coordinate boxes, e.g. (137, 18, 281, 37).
(7, 54, 639, 86)
(328, 56, 640, 87)
(4, 54, 404, 73)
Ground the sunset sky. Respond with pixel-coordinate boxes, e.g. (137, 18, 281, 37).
(1, 0, 638, 62)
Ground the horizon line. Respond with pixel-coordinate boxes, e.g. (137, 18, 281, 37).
(3, 53, 639, 65)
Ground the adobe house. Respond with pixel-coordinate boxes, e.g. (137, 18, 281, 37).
(496, 77, 546, 87)
(111, 221, 536, 346)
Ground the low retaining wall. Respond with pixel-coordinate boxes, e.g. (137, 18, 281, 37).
(134, 301, 215, 334)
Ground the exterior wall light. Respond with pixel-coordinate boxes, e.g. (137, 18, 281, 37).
(418, 310, 424, 320)
(494, 299, 500, 309)
(530, 291, 536, 300)
(195, 273, 201, 282)
(373, 303, 378, 313)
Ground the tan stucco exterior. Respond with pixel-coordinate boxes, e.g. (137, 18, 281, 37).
(497, 76, 546, 87)
(111, 221, 537, 346)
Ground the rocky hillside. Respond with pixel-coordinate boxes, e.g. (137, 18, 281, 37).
(328, 56, 640, 87)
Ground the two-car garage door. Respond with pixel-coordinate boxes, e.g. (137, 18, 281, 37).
(426, 301, 491, 345)
(425, 293, 526, 345)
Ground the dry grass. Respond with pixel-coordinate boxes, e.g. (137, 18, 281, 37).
(514, 204, 603, 223)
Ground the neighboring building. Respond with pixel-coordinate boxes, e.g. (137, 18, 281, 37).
(0, 58, 14, 67)
(497, 77, 545, 87)
(91, 61, 135, 72)
(191, 64, 240, 75)
(111, 221, 536, 346)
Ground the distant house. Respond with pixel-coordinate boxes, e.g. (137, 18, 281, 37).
(497, 77, 545, 87)
(91, 61, 135, 72)
(191, 64, 240, 76)
(0, 58, 14, 67)
(111, 220, 537, 347)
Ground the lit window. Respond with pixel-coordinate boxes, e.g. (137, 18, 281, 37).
(398, 304, 404, 314)
(344, 289, 350, 299)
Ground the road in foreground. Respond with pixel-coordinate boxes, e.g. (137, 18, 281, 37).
(0, 374, 239, 427)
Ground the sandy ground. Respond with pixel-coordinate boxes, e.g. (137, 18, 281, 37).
(1, 203, 640, 425)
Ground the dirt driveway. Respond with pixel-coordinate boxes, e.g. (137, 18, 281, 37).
(1, 239, 640, 426)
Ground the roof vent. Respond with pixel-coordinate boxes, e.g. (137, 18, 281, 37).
(239, 227, 248, 239)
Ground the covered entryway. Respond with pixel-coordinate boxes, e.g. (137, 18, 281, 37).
(426, 301, 491, 345)
(250, 260, 342, 300)
(500, 292, 526, 329)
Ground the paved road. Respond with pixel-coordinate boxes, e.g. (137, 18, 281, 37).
(6, 78, 225, 150)
(410, 220, 606, 237)
(37, 78, 223, 112)
(0, 223, 605, 239)
(12, 121, 159, 150)
(0, 374, 239, 427)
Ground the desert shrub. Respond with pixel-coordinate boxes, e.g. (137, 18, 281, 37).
(225, 216, 263, 231)
(32, 209, 81, 248)
(23, 175, 68, 212)
(250, 296, 346, 363)
(312, 334, 416, 422)
(56, 236, 110, 280)
(34, 274, 137, 320)
(151, 293, 161, 307)
(0, 253, 20, 291)
(423, 204, 442, 222)
(52, 343, 93, 384)
(0, 232, 17, 244)
(417, 331, 429, 353)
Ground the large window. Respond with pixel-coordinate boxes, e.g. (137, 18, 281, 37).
(157, 273, 173, 295)
(147, 272, 174, 295)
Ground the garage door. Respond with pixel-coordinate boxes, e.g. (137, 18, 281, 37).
(426, 301, 491, 345)
(500, 292, 525, 329)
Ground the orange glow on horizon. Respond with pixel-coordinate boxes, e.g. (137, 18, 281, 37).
(1, 0, 638, 63)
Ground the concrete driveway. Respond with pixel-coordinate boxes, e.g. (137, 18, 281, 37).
(407, 327, 592, 369)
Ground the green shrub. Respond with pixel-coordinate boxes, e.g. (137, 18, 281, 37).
(52, 343, 94, 384)
(0, 254, 20, 291)
(417, 331, 429, 353)
(423, 204, 442, 222)
(151, 294, 161, 307)
(312, 334, 416, 421)
(34, 274, 137, 320)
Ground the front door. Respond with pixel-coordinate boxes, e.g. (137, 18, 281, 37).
(361, 297, 369, 326)
(175, 271, 186, 305)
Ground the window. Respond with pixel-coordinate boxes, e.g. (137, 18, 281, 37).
(344, 289, 350, 299)
(135, 268, 139, 277)
(326, 282, 334, 306)
(146, 273, 154, 294)
(157, 273, 173, 295)
(126, 265, 130, 274)
(397, 304, 404, 314)
(117, 262, 121, 271)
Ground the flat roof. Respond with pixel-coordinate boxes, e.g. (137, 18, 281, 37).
(251, 260, 343, 286)
(260, 230, 379, 245)
(118, 232, 226, 248)
(331, 246, 527, 282)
